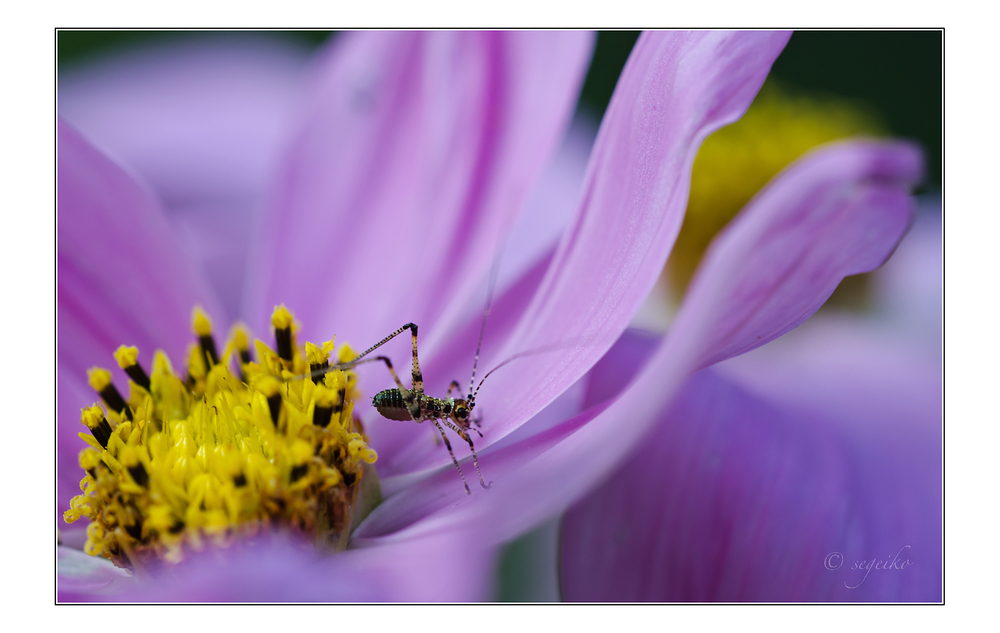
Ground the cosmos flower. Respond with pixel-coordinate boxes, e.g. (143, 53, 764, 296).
(57, 30, 929, 602)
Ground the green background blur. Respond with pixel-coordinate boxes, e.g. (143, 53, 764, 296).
(58, 30, 942, 187)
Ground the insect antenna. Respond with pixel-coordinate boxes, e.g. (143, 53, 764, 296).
(470, 336, 595, 403)
(467, 250, 503, 402)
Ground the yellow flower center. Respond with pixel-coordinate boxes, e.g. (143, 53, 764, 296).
(64, 305, 379, 572)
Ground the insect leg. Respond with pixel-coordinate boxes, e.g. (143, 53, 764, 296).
(336, 323, 423, 416)
(433, 420, 471, 495)
(339, 355, 409, 395)
(446, 381, 461, 397)
(338, 323, 417, 374)
(443, 419, 492, 490)
(406, 324, 423, 395)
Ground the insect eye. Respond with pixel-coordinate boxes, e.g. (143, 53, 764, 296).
(457, 408, 468, 419)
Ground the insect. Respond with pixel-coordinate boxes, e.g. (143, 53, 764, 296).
(330, 318, 495, 495)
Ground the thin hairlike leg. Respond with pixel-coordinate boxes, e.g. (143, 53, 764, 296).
(331, 355, 410, 401)
(442, 419, 491, 490)
(336, 323, 423, 415)
(339, 323, 421, 391)
(406, 324, 423, 396)
(433, 420, 470, 495)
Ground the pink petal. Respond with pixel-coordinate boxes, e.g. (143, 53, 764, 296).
(353, 400, 606, 541)
(60, 530, 494, 602)
(359, 135, 928, 548)
(245, 31, 594, 351)
(58, 34, 309, 206)
(560, 339, 940, 601)
(466, 31, 790, 452)
(497, 114, 598, 296)
(59, 35, 313, 322)
(356, 31, 794, 534)
(57, 546, 138, 599)
(667, 139, 923, 372)
(362, 116, 595, 474)
(57, 120, 222, 511)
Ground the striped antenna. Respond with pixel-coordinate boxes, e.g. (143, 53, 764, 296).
(467, 252, 503, 401)
(471, 335, 599, 402)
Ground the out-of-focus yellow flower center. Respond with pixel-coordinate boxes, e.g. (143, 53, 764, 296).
(64, 305, 378, 572)
(668, 80, 885, 297)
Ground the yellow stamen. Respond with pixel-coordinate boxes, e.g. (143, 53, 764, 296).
(305, 339, 336, 366)
(271, 304, 294, 330)
(231, 325, 250, 352)
(65, 306, 378, 570)
(87, 367, 112, 392)
(113, 345, 139, 369)
(192, 307, 213, 337)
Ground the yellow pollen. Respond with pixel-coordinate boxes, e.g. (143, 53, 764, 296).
(306, 339, 336, 365)
(114, 345, 139, 369)
(313, 384, 337, 408)
(80, 403, 106, 430)
(271, 304, 294, 330)
(79, 448, 103, 471)
(192, 306, 213, 337)
(65, 305, 378, 570)
(87, 367, 112, 392)
(230, 324, 251, 353)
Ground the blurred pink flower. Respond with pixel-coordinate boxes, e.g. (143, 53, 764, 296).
(58, 30, 932, 602)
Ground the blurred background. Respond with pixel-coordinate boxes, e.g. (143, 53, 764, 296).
(57, 30, 942, 187)
(57, 30, 943, 601)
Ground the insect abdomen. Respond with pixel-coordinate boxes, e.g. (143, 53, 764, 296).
(373, 389, 413, 421)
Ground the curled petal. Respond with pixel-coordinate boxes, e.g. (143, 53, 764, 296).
(560, 343, 941, 602)
(667, 139, 924, 372)
(369, 138, 928, 546)
(470, 31, 790, 450)
(359, 31, 794, 535)
(247, 31, 594, 349)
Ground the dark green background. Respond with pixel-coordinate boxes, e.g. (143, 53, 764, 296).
(58, 30, 942, 187)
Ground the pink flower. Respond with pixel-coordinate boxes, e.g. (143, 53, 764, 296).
(58, 30, 931, 602)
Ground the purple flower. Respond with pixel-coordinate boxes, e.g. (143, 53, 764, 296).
(58, 30, 933, 602)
